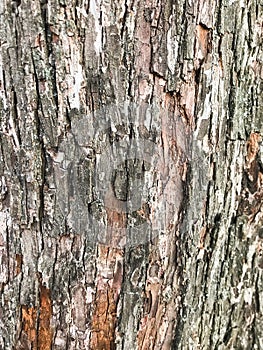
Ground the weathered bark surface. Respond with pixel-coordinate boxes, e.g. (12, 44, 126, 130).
(0, 0, 262, 349)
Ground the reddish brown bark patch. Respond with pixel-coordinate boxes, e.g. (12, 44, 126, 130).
(90, 246, 123, 350)
(246, 132, 261, 164)
(38, 285, 53, 350)
(106, 207, 127, 229)
(15, 254, 23, 276)
(21, 306, 37, 346)
(238, 132, 263, 219)
(245, 132, 262, 193)
(199, 226, 207, 249)
(21, 284, 52, 350)
(196, 24, 210, 59)
(90, 288, 117, 350)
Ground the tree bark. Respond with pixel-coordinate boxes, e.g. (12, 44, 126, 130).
(0, 0, 262, 349)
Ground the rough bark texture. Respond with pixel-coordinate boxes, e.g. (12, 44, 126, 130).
(0, 0, 262, 349)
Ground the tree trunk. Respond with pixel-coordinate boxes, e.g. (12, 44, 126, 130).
(0, 0, 262, 349)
